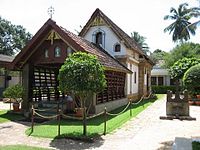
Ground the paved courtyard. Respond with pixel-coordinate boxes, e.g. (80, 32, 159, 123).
(0, 96, 200, 150)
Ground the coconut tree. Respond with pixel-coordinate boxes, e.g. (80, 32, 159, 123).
(131, 31, 149, 54)
(164, 3, 199, 43)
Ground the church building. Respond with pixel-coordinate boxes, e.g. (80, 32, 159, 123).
(10, 8, 153, 114)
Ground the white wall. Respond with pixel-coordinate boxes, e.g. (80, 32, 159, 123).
(84, 26, 126, 57)
(127, 62, 139, 94)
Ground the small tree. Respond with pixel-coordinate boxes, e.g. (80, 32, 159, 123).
(183, 64, 200, 96)
(58, 52, 106, 135)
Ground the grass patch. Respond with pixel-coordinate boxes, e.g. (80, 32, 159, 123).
(0, 145, 48, 150)
(192, 141, 200, 150)
(26, 94, 164, 138)
(0, 110, 24, 123)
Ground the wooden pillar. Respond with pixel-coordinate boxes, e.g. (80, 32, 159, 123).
(22, 64, 33, 111)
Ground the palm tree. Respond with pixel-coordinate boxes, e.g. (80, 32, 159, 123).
(164, 3, 199, 43)
(131, 31, 149, 54)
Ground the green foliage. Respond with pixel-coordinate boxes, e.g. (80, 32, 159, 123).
(58, 52, 106, 95)
(152, 85, 178, 94)
(164, 3, 200, 43)
(3, 84, 24, 101)
(164, 42, 200, 68)
(130, 31, 149, 54)
(149, 49, 167, 64)
(183, 64, 200, 95)
(0, 17, 32, 56)
(169, 57, 200, 79)
(192, 141, 200, 150)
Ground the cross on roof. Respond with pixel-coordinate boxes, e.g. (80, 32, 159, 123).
(47, 6, 55, 19)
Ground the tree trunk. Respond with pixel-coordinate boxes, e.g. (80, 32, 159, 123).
(82, 97, 87, 136)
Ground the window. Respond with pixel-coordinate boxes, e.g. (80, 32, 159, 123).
(54, 46, 61, 57)
(114, 44, 121, 52)
(151, 77, 157, 85)
(95, 32, 103, 46)
(134, 72, 137, 84)
(67, 47, 73, 55)
(158, 77, 164, 85)
(44, 49, 48, 58)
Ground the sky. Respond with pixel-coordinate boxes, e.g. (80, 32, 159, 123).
(0, 0, 200, 52)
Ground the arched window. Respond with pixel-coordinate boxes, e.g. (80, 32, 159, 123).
(95, 32, 103, 46)
(67, 47, 74, 56)
(54, 46, 61, 57)
(44, 49, 48, 58)
(114, 44, 121, 52)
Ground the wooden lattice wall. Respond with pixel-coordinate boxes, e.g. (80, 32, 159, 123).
(97, 70, 125, 104)
(32, 67, 60, 101)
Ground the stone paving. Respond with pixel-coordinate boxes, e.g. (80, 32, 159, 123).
(0, 96, 200, 150)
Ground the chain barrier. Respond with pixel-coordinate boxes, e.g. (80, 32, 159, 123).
(86, 111, 104, 119)
(61, 113, 83, 120)
(106, 102, 131, 116)
(130, 95, 145, 105)
(34, 110, 59, 119)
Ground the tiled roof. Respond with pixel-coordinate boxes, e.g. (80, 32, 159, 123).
(60, 26, 131, 73)
(79, 8, 145, 55)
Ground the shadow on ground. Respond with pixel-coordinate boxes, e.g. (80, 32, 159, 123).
(157, 140, 173, 150)
(49, 135, 104, 150)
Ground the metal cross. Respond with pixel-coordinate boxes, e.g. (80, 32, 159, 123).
(47, 6, 55, 19)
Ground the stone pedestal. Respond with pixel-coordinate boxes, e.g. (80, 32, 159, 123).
(160, 90, 196, 120)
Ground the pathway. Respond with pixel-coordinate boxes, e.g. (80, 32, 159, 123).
(0, 96, 200, 150)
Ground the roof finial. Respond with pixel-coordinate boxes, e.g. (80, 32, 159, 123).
(47, 6, 55, 19)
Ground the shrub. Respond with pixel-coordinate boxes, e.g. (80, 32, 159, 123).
(183, 64, 200, 96)
(151, 85, 181, 94)
(3, 84, 24, 102)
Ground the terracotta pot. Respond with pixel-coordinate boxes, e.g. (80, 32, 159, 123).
(75, 108, 85, 117)
(197, 95, 200, 99)
(13, 102, 20, 112)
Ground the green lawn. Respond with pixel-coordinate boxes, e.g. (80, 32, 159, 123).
(0, 110, 25, 123)
(26, 94, 164, 138)
(0, 145, 49, 150)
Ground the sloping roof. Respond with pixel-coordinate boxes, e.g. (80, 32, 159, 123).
(79, 8, 145, 55)
(11, 19, 131, 73)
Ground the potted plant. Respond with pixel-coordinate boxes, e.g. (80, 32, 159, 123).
(3, 84, 24, 112)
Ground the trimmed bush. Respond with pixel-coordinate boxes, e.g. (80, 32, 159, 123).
(183, 64, 200, 96)
(152, 85, 180, 94)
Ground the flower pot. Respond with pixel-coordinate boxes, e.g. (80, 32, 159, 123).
(13, 102, 20, 112)
(196, 95, 200, 99)
(75, 108, 85, 117)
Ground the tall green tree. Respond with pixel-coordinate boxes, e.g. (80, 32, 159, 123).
(58, 52, 106, 136)
(0, 17, 32, 56)
(164, 42, 200, 68)
(131, 31, 149, 54)
(164, 3, 200, 43)
(149, 49, 167, 64)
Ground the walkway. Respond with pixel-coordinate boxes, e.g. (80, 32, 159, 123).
(0, 96, 200, 150)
